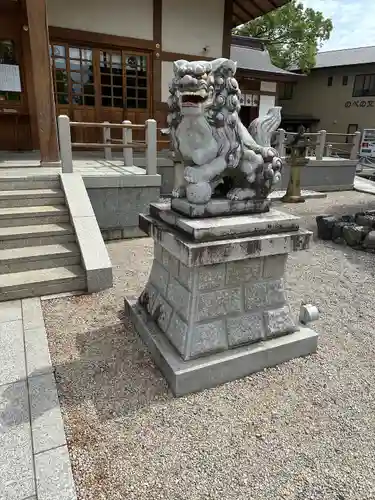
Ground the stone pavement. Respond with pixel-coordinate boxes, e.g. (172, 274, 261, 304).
(354, 175, 375, 195)
(0, 298, 76, 500)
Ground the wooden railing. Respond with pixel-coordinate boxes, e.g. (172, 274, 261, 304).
(275, 129, 362, 161)
(57, 115, 157, 174)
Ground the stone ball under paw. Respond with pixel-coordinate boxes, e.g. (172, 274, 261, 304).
(186, 182, 212, 204)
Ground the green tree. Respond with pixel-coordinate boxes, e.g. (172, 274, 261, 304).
(233, 0, 333, 73)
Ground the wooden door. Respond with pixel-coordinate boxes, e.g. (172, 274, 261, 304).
(50, 41, 152, 147)
(0, 2, 32, 151)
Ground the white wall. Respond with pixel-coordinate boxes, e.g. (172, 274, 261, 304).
(47, 0, 154, 40)
(258, 95, 276, 118)
(161, 61, 174, 103)
(162, 0, 225, 57)
(260, 81, 277, 93)
(258, 81, 277, 118)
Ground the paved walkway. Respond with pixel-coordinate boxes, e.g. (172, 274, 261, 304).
(0, 298, 76, 500)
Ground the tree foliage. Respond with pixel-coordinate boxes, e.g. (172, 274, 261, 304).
(233, 0, 333, 73)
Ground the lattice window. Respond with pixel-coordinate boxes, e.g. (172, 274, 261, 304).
(100, 50, 123, 108)
(100, 50, 148, 109)
(50, 43, 95, 106)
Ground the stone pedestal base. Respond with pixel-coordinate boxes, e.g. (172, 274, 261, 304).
(125, 201, 318, 395)
(125, 298, 318, 396)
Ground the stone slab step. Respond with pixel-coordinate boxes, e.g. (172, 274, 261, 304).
(0, 265, 86, 302)
(0, 189, 64, 208)
(0, 175, 60, 190)
(0, 205, 69, 227)
(0, 243, 81, 274)
(0, 223, 75, 250)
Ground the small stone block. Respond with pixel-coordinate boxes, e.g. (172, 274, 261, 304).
(151, 295, 173, 333)
(167, 278, 191, 321)
(29, 373, 67, 454)
(226, 258, 262, 285)
(227, 312, 265, 346)
(197, 288, 242, 321)
(188, 320, 228, 359)
(166, 313, 188, 357)
(162, 248, 179, 276)
(179, 263, 194, 290)
(263, 254, 287, 279)
(245, 280, 286, 310)
(264, 305, 297, 338)
(35, 445, 77, 500)
(139, 283, 158, 315)
(198, 264, 226, 290)
(154, 242, 163, 263)
(149, 260, 169, 295)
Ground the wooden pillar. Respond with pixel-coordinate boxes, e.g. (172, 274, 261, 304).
(222, 0, 233, 58)
(25, 0, 59, 164)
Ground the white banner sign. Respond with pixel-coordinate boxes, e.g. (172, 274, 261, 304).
(0, 64, 21, 92)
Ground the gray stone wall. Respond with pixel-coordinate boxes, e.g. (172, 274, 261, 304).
(280, 161, 357, 192)
(140, 243, 296, 361)
(153, 157, 357, 195)
(86, 186, 159, 240)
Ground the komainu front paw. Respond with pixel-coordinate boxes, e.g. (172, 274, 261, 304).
(227, 188, 256, 201)
(172, 186, 186, 198)
(184, 166, 205, 184)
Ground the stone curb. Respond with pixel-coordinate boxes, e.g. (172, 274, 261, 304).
(22, 297, 77, 500)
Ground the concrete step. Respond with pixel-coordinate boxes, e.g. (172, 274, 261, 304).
(0, 265, 86, 302)
(0, 205, 69, 227)
(0, 223, 75, 250)
(0, 189, 65, 208)
(0, 243, 81, 274)
(0, 176, 60, 190)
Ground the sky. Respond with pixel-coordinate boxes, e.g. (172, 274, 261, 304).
(301, 0, 375, 52)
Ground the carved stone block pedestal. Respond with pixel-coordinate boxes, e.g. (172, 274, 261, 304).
(124, 201, 319, 396)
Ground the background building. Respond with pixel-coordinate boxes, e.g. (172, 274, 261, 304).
(0, 0, 289, 163)
(231, 35, 299, 127)
(278, 46, 375, 135)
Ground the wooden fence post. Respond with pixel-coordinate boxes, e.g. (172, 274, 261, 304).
(350, 131, 361, 160)
(122, 120, 133, 166)
(57, 115, 73, 173)
(316, 130, 326, 160)
(103, 121, 112, 160)
(146, 119, 157, 175)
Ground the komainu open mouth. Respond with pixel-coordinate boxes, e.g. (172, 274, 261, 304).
(181, 92, 207, 107)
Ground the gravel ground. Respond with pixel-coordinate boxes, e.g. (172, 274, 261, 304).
(43, 191, 375, 500)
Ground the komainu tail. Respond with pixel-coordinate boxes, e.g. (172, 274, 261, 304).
(249, 107, 282, 148)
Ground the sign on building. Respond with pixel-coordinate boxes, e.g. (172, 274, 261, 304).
(360, 129, 375, 157)
(0, 64, 21, 92)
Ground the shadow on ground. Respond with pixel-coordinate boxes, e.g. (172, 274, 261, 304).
(0, 314, 171, 432)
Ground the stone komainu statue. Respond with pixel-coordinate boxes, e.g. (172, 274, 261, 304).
(166, 57, 283, 205)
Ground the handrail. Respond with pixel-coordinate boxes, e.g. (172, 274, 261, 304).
(276, 128, 361, 161)
(57, 114, 157, 174)
(69, 121, 145, 129)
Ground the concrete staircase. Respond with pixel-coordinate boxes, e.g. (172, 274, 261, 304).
(0, 175, 86, 301)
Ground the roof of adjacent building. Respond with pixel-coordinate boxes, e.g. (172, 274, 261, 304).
(230, 37, 300, 79)
(291, 45, 375, 71)
(232, 0, 290, 26)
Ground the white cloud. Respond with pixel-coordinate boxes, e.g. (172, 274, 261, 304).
(301, 0, 375, 51)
